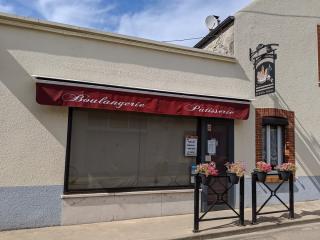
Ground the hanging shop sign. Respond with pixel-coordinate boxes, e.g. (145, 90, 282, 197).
(36, 82, 250, 120)
(249, 44, 278, 96)
(255, 61, 275, 96)
(185, 136, 198, 157)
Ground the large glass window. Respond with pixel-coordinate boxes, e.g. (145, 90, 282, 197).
(66, 108, 197, 192)
(262, 124, 285, 167)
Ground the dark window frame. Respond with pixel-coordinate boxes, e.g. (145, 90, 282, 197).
(63, 107, 200, 194)
(261, 117, 287, 167)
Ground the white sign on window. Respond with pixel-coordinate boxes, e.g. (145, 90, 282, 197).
(208, 139, 218, 155)
(185, 136, 198, 157)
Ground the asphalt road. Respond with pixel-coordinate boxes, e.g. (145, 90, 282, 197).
(215, 221, 320, 240)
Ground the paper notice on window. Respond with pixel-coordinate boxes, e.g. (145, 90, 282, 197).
(208, 139, 218, 155)
(185, 136, 198, 157)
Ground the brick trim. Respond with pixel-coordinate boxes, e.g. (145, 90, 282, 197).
(256, 108, 295, 164)
(256, 108, 295, 183)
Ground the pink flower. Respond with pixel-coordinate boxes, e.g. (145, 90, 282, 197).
(196, 161, 219, 176)
(276, 163, 296, 172)
(255, 161, 272, 173)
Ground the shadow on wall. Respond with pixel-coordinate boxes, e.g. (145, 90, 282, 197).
(0, 47, 68, 146)
(270, 91, 320, 193)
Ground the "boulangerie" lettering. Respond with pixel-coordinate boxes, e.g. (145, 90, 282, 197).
(62, 93, 145, 109)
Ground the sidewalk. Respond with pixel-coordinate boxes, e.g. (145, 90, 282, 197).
(1, 200, 320, 240)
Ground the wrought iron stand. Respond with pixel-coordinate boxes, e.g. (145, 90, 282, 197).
(193, 175, 245, 232)
(251, 172, 294, 224)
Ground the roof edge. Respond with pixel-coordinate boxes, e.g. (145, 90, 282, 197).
(194, 16, 235, 49)
(0, 12, 236, 63)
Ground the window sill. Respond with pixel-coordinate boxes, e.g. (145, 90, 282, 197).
(61, 188, 194, 199)
(265, 175, 281, 183)
(265, 175, 296, 183)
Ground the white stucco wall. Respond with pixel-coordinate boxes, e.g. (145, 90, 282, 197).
(0, 13, 254, 229)
(0, 14, 252, 189)
(0, 57, 68, 187)
(234, 0, 320, 177)
(203, 24, 234, 56)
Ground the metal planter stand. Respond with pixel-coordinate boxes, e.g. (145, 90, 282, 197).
(193, 174, 245, 233)
(251, 171, 294, 224)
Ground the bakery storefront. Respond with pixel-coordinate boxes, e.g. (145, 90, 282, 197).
(0, 12, 253, 230)
(36, 78, 250, 194)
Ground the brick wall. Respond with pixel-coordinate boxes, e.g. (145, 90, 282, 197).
(256, 108, 295, 164)
(255, 108, 295, 182)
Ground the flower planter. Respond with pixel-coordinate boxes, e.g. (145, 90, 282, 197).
(255, 171, 267, 182)
(278, 170, 291, 181)
(227, 172, 239, 184)
(200, 174, 213, 186)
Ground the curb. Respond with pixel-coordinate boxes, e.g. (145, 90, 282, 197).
(172, 217, 320, 240)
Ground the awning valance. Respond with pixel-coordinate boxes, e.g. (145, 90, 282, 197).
(36, 78, 250, 120)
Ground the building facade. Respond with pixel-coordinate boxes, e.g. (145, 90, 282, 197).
(1, 0, 320, 231)
(0, 13, 251, 230)
(196, 0, 320, 205)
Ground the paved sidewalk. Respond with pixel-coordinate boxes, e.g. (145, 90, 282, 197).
(1, 200, 320, 240)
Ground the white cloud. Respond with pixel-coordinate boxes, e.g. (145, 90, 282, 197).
(116, 0, 252, 46)
(0, 0, 252, 47)
(33, 0, 116, 28)
(0, 2, 15, 13)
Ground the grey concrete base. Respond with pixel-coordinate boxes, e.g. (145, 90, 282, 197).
(61, 189, 194, 225)
(1, 200, 320, 240)
(1, 176, 319, 230)
(62, 176, 320, 226)
(0, 185, 63, 230)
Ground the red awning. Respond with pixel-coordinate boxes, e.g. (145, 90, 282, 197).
(36, 81, 250, 120)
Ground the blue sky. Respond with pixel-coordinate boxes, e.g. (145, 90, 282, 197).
(0, 0, 252, 46)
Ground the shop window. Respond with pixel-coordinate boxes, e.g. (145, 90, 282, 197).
(65, 108, 197, 192)
(262, 124, 285, 167)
